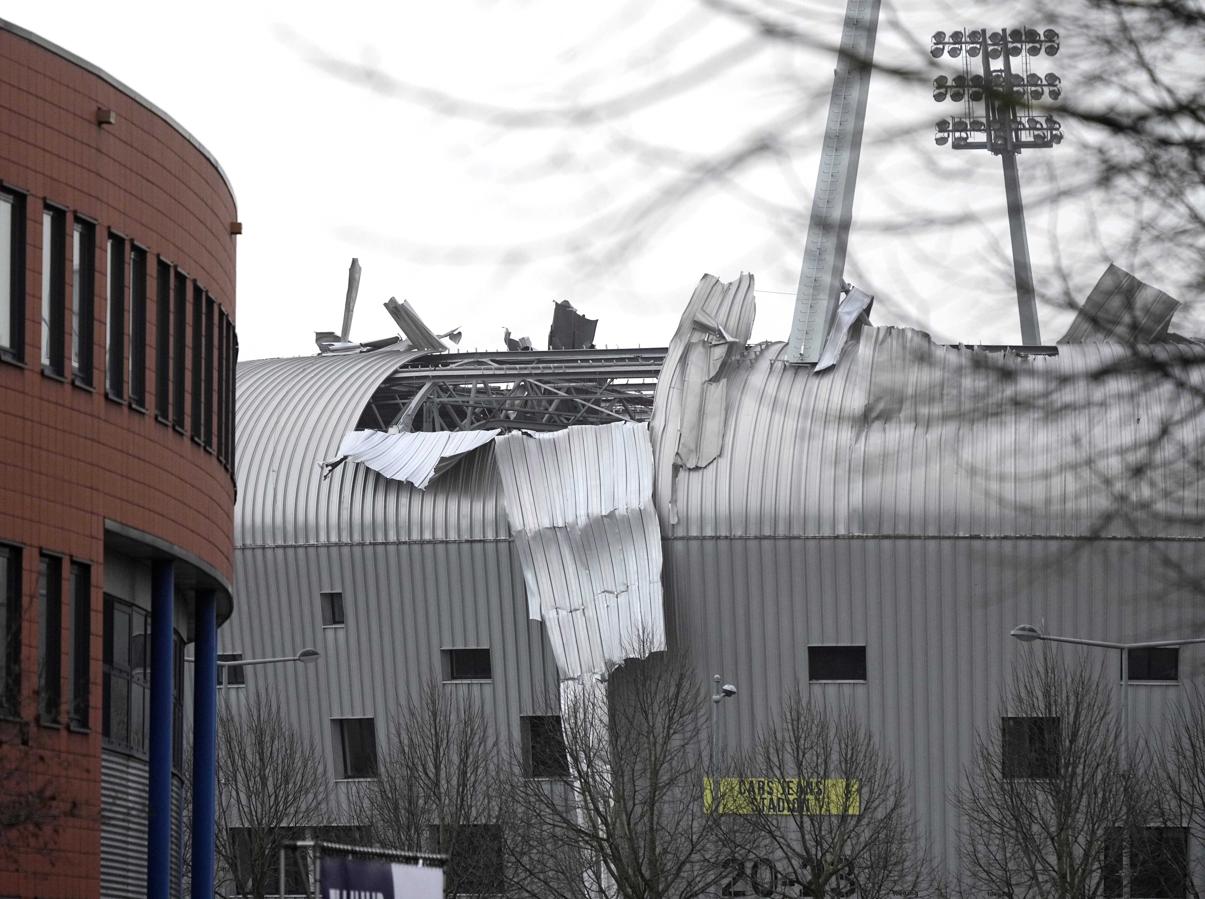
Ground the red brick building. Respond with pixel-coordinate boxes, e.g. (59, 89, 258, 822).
(0, 20, 237, 897)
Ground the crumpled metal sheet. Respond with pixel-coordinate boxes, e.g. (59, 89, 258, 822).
(493, 421, 665, 680)
(330, 429, 500, 490)
(814, 285, 874, 372)
(1059, 264, 1180, 344)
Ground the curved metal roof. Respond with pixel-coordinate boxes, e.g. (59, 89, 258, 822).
(235, 350, 510, 548)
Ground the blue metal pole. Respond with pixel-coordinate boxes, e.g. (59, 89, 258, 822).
(192, 589, 218, 899)
(147, 560, 175, 899)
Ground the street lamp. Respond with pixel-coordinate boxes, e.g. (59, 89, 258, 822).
(1010, 624, 1205, 897)
(709, 674, 737, 775)
(184, 647, 321, 668)
(931, 27, 1063, 346)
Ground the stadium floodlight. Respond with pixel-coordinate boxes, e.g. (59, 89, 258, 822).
(929, 25, 1064, 345)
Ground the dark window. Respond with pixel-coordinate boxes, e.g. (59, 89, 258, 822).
(69, 562, 90, 728)
(0, 188, 25, 360)
(129, 247, 147, 407)
(172, 270, 186, 429)
(0, 544, 20, 716)
(523, 715, 569, 778)
(191, 284, 203, 442)
(155, 258, 171, 419)
(38, 554, 63, 723)
(1104, 826, 1188, 898)
(103, 594, 150, 754)
(430, 824, 505, 895)
(216, 309, 227, 463)
(217, 651, 245, 687)
(71, 219, 95, 385)
(808, 645, 867, 682)
(41, 206, 66, 375)
(1126, 647, 1179, 682)
(320, 591, 345, 627)
(173, 632, 184, 770)
(105, 234, 125, 399)
(1002, 716, 1060, 779)
(446, 648, 491, 681)
(227, 323, 238, 470)
(203, 294, 215, 449)
(333, 717, 378, 778)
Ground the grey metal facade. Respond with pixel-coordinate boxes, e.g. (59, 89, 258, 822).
(228, 276, 1205, 886)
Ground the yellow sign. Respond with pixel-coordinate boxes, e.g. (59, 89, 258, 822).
(703, 777, 860, 816)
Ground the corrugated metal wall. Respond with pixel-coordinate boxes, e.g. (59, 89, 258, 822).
(100, 751, 185, 898)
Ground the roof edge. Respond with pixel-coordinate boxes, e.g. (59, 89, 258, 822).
(0, 18, 237, 207)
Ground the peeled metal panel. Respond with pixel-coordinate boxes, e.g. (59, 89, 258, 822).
(494, 421, 665, 679)
(100, 750, 148, 899)
(1059, 264, 1180, 344)
(331, 429, 500, 490)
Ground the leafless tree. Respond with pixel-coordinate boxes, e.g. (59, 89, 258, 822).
(506, 649, 729, 899)
(213, 689, 329, 899)
(0, 725, 73, 860)
(1149, 684, 1205, 898)
(352, 680, 505, 898)
(717, 692, 932, 899)
(956, 652, 1154, 898)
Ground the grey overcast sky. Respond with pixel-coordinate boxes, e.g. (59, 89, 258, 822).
(6, 0, 1197, 360)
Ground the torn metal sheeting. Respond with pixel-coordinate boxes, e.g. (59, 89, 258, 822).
(329, 429, 500, 490)
(1059, 264, 1181, 344)
(814, 284, 874, 372)
(341, 258, 361, 342)
(384, 297, 450, 353)
(493, 421, 665, 680)
(548, 300, 598, 351)
(504, 328, 534, 351)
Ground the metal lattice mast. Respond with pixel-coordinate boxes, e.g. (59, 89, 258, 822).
(787, 0, 882, 364)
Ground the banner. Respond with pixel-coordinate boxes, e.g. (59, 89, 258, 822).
(322, 856, 443, 899)
(703, 777, 861, 815)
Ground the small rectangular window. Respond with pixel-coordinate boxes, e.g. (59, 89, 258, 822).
(1002, 716, 1060, 779)
(41, 206, 66, 375)
(38, 554, 63, 723)
(105, 234, 125, 399)
(129, 247, 147, 408)
(0, 544, 21, 716)
(444, 647, 491, 681)
(808, 645, 867, 682)
(523, 715, 569, 778)
(226, 323, 238, 469)
(216, 309, 227, 462)
(69, 561, 91, 728)
(203, 294, 215, 449)
(333, 717, 378, 779)
(0, 189, 25, 359)
(1104, 826, 1188, 898)
(71, 219, 95, 385)
(320, 591, 345, 627)
(102, 594, 151, 755)
(1125, 646, 1179, 682)
(155, 258, 171, 419)
(431, 824, 505, 895)
(217, 651, 245, 687)
(172, 270, 187, 429)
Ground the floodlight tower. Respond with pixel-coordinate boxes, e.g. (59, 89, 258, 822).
(931, 28, 1063, 345)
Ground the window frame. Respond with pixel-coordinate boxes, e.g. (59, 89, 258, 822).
(171, 269, 187, 431)
(332, 716, 379, 780)
(1104, 825, 1188, 898)
(105, 231, 126, 400)
(71, 217, 96, 388)
(443, 647, 492, 682)
(320, 590, 345, 628)
(102, 593, 152, 756)
(1125, 646, 1180, 684)
(431, 823, 506, 895)
(217, 651, 246, 688)
(41, 204, 67, 377)
(68, 560, 91, 729)
(203, 293, 215, 450)
(0, 187, 26, 362)
(128, 245, 147, 409)
(38, 553, 64, 725)
(522, 714, 570, 779)
(154, 257, 171, 421)
(807, 644, 868, 683)
(191, 283, 204, 443)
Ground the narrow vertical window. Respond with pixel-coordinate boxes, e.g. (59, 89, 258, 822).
(0, 189, 25, 360)
(106, 233, 126, 399)
(41, 206, 66, 375)
(203, 294, 215, 449)
(155, 258, 171, 420)
(69, 561, 91, 728)
(38, 553, 63, 723)
(191, 284, 203, 442)
(0, 544, 21, 716)
(129, 247, 147, 408)
(216, 309, 227, 463)
(172, 271, 186, 429)
(71, 219, 95, 386)
(226, 321, 238, 468)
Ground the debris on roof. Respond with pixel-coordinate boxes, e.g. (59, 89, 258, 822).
(1058, 264, 1181, 344)
(493, 420, 665, 680)
(815, 284, 874, 372)
(322, 428, 500, 489)
(504, 328, 534, 351)
(548, 300, 598, 350)
(341, 258, 361, 342)
(384, 297, 451, 353)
